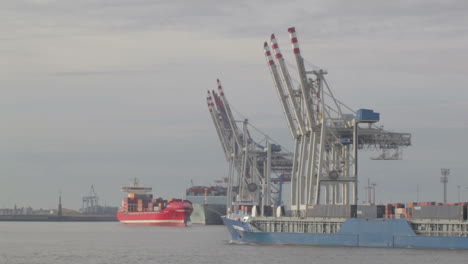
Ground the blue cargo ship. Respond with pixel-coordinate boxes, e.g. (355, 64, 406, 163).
(222, 214, 468, 249)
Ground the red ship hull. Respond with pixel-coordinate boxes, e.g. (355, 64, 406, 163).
(118, 200, 193, 226)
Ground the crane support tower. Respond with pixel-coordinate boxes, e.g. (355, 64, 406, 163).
(264, 27, 412, 216)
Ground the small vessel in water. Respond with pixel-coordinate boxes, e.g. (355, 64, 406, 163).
(117, 179, 193, 226)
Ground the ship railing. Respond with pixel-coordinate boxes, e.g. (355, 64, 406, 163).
(413, 229, 468, 237)
(411, 220, 468, 237)
(250, 216, 346, 234)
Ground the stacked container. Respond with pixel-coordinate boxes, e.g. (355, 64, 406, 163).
(382, 204, 395, 218)
(395, 208, 407, 219)
(137, 199, 144, 212)
(413, 205, 467, 220)
(306, 205, 356, 218)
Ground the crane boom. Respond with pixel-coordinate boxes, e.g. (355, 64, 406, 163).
(216, 79, 243, 149)
(287, 27, 316, 130)
(207, 91, 230, 160)
(270, 34, 306, 136)
(263, 42, 298, 139)
(212, 89, 238, 155)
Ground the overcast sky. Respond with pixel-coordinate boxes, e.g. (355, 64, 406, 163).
(1, 0, 467, 210)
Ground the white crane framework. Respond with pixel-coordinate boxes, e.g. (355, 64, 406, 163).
(264, 27, 411, 216)
(82, 185, 99, 213)
(206, 81, 293, 211)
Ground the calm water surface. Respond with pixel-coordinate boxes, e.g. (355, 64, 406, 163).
(0, 222, 467, 264)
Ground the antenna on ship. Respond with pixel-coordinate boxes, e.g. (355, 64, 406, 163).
(132, 177, 139, 186)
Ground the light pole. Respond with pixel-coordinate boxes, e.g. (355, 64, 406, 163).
(440, 168, 450, 204)
(465, 187, 468, 203)
(353, 119, 359, 205)
(416, 184, 420, 203)
(371, 182, 377, 205)
(365, 178, 371, 205)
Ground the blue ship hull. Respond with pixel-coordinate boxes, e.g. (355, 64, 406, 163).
(222, 216, 468, 249)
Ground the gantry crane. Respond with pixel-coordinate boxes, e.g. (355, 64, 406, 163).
(81, 185, 99, 214)
(264, 27, 411, 216)
(206, 81, 293, 211)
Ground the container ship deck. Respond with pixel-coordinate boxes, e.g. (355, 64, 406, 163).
(223, 202, 468, 249)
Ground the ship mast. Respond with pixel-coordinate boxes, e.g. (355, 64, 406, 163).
(121, 178, 152, 194)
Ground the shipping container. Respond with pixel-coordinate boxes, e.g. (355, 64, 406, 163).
(355, 205, 386, 218)
(419, 202, 436, 206)
(306, 205, 357, 218)
(395, 208, 407, 214)
(412, 205, 466, 220)
(395, 213, 406, 219)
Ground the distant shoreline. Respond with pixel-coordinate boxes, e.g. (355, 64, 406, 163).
(0, 215, 117, 222)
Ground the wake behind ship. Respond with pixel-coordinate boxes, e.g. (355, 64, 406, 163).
(117, 179, 193, 226)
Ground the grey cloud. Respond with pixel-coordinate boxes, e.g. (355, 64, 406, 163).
(52, 68, 162, 76)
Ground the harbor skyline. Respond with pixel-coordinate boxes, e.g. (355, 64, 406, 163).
(1, 0, 467, 209)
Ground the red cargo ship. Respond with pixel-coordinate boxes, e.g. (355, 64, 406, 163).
(117, 179, 193, 226)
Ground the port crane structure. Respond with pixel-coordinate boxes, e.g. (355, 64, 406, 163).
(206, 81, 292, 213)
(263, 28, 411, 216)
(81, 185, 99, 214)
